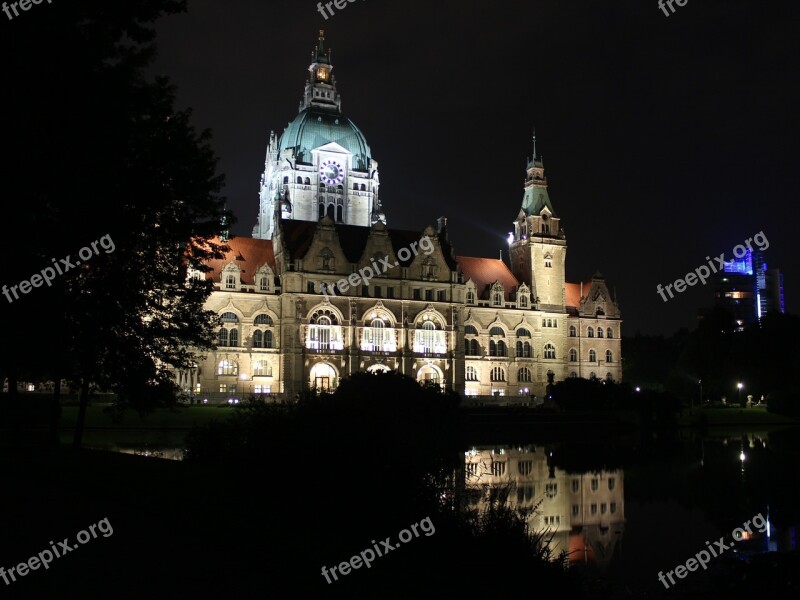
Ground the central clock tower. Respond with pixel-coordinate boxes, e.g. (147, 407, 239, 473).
(252, 31, 385, 240)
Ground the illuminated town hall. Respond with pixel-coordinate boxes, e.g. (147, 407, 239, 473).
(180, 32, 623, 402)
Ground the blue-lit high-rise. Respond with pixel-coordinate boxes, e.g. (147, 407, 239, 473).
(714, 249, 785, 329)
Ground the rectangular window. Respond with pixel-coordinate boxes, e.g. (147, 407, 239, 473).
(608, 477, 616, 491)
(254, 385, 271, 394)
(601, 503, 607, 514)
(591, 503, 597, 515)
(545, 483, 557, 499)
(219, 384, 226, 393)
(572, 504, 579, 517)
(491, 461, 506, 477)
(374, 286, 381, 298)
(413, 289, 421, 300)
(425, 289, 433, 301)
(437, 290, 446, 302)
(572, 479, 580, 492)
(610, 502, 617, 514)
(362, 285, 369, 297)
(387, 287, 394, 299)
(307, 281, 315, 294)
(591, 478, 598, 491)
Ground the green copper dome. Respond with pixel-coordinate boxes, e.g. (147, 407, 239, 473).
(279, 107, 372, 171)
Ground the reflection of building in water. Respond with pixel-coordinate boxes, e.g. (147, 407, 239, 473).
(464, 446, 625, 568)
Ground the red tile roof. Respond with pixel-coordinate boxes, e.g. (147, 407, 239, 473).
(565, 280, 593, 309)
(203, 236, 275, 285)
(456, 256, 519, 300)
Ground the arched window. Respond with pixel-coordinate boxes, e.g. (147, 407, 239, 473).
(353, 183, 359, 190)
(489, 326, 504, 337)
(318, 203, 325, 219)
(569, 325, 577, 337)
(304, 177, 311, 185)
(217, 360, 238, 376)
(467, 339, 479, 356)
(221, 312, 239, 323)
(516, 341, 522, 357)
(590, 372, 597, 380)
(217, 328, 228, 347)
(466, 366, 478, 381)
(283, 176, 289, 184)
(296, 176, 303, 184)
(606, 372, 613, 382)
(597, 327, 604, 338)
(360, 184, 366, 191)
(589, 349, 597, 362)
(464, 325, 478, 335)
(569, 348, 578, 362)
(606, 350, 613, 363)
(489, 340, 497, 357)
(419, 321, 436, 353)
(228, 329, 239, 347)
(516, 341, 531, 358)
(607, 328, 613, 338)
(255, 314, 273, 326)
(308, 310, 340, 351)
(518, 368, 532, 383)
(253, 330, 263, 348)
(543, 343, 556, 359)
(264, 330, 273, 349)
(337, 205, 343, 222)
(490, 367, 505, 382)
(497, 341, 507, 357)
(326, 204, 335, 220)
(517, 328, 531, 338)
(587, 327, 594, 338)
(570, 371, 578, 378)
(466, 290, 475, 304)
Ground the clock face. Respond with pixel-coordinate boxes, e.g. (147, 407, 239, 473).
(319, 160, 344, 186)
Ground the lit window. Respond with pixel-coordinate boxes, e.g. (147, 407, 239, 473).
(466, 366, 478, 381)
(491, 461, 506, 477)
(518, 368, 532, 383)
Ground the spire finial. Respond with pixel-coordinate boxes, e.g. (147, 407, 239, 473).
(532, 128, 537, 161)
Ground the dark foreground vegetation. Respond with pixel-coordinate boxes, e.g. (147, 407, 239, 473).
(1, 372, 580, 599)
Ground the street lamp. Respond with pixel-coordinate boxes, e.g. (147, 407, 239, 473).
(737, 382, 743, 405)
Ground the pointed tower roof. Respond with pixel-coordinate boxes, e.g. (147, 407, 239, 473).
(521, 130, 555, 216)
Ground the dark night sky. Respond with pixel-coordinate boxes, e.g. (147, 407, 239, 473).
(151, 0, 799, 335)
